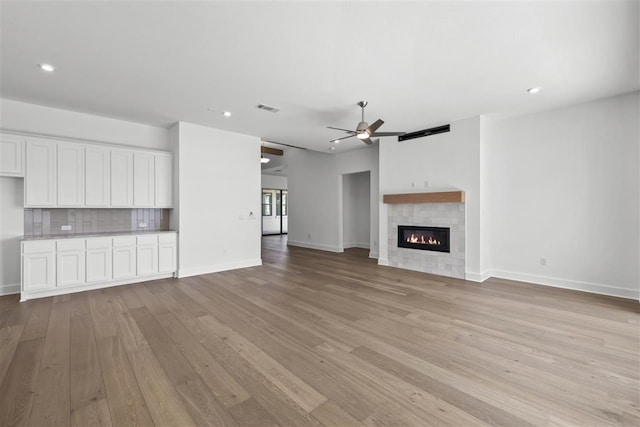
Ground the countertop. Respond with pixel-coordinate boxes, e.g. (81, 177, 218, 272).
(22, 230, 177, 241)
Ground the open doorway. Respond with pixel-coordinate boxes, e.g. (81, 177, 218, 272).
(262, 188, 288, 235)
(341, 171, 371, 251)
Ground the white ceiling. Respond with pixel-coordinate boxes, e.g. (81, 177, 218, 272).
(1, 1, 638, 154)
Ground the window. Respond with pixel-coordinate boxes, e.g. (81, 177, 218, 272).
(276, 191, 287, 216)
(262, 192, 272, 216)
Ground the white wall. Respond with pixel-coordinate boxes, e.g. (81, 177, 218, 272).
(0, 178, 23, 294)
(261, 174, 288, 190)
(378, 117, 483, 278)
(288, 146, 379, 256)
(485, 92, 639, 299)
(0, 98, 169, 150)
(343, 171, 371, 249)
(175, 122, 261, 277)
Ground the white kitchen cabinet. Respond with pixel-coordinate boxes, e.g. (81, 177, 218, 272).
(21, 232, 177, 301)
(158, 233, 177, 274)
(111, 149, 134, 207)
(154, 153, 172, 207)
(56, 239, 85, 288)
(136, 235, 158, 276)
(25, 140, 56, 206)
(0, 133, 24, 177)
(57, 143, 85, 206)
(134, 152, 155, 207)
(22, 241, 56, 292)
(85, 146, 111, 207)
(113, 236, 137, 280)
(86, 238, 112, 283)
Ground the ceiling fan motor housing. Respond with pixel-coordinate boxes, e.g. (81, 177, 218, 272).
(356, 121, 369, 132)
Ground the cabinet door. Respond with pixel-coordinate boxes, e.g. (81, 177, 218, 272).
(57, 250, 86, 288)
(158, 243, 176, 274)
(23, 252, 55, 292)
(154, 154, 172, 207)
(111, 149, 134, 207)
(86, 248, 112, 283)
(25, 140, 56, 206)
(134, 152, 155, 207)
(113, 246, 136, 279)
(0, 134, 24, 177)
(85, 146, 111, 207)
(136, 245, 158, 276)
(57, 143, 85, 206)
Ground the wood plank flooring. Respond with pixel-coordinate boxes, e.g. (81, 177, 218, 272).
(0, 235, 638, 426)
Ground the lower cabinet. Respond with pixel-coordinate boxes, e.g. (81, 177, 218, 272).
(23, 241, 56, 292)
(136, 235, 158, 276)
(86, 237, 112, 283)
(156, 233, 177, 274)
(113, 236, 137, 280)
(21, 232, 177, 301)
(56, 239, 86, 288)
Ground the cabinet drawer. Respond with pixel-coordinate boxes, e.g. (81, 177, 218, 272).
(113, 236, 136, 247)
(57, 239, 85, 252)
(23, 240, 56, 254)
(158, 233, 176, 244)
(86, 237, 111, 249)
(137, 235, 158, 246)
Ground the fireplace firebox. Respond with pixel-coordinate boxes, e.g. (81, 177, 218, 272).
(398, 225, 450, 253)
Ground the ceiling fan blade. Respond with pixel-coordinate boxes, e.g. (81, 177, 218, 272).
(326, 126, 356, 133)
(367, 119, 384, 134)
(329, 134, 356, 142)
(361, 137, 374, 146)
(370, 131, 406, 137)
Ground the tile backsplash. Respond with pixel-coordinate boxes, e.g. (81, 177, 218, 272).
(24, 208, 170, 238)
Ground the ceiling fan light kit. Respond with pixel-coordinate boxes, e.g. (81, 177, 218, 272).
(327, 101, 405, 145)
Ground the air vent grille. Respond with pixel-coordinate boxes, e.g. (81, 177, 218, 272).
(399, 124, 450, 142)
(256, 104, 280, 113)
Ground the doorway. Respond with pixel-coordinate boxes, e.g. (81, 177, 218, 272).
(341, 171, 371, 250)
(262, 188, 288, 235)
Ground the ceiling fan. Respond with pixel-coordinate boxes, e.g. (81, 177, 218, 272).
(327, 101, 405, 145)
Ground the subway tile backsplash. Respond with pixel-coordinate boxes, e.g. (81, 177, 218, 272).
(24, 208, 170, 238)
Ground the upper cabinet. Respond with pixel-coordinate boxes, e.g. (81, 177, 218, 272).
(154, 153, 173, 208)
(25, 140, 57, 206)
(85, 146, 111, 207)
(0, 133, 25, 177)
(111, 149, 134, 207)
(133, 151, 155, 207)
(22, 135, 172, 208)
(57, 143, 85, 206)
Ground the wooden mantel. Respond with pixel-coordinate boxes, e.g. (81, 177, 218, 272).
(383, 191, 465, 204)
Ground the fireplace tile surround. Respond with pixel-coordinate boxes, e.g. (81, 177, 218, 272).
(387, 201, 465, 279)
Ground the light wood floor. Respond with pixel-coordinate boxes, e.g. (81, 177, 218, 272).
(1, 235, 638, 426)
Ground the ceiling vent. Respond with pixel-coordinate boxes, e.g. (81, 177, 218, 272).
(256, 104, 280, 113)
(399, 124, 450, 142)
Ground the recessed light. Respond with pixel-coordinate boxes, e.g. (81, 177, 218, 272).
(39, 63, 55, 72)
(333, 140, 340, 144)
(527, 87, 542, 94)
(223, 111, 232, 117)
(329, 147, 336, 151)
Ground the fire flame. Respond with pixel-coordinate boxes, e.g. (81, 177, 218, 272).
(407, 233, 440, 245)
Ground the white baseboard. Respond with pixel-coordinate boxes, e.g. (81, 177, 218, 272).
(490, 269, 639, 300)
(369, 251, 379, 259)
(343, 242, 371, 250)
(287, 240, 344, 253)
(465, 271, 491, 283)
(0, 283, 20, 296)
(20, 273, 175, 302)
(178, 258, 262, 278)
(377, 257, 389, 266)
